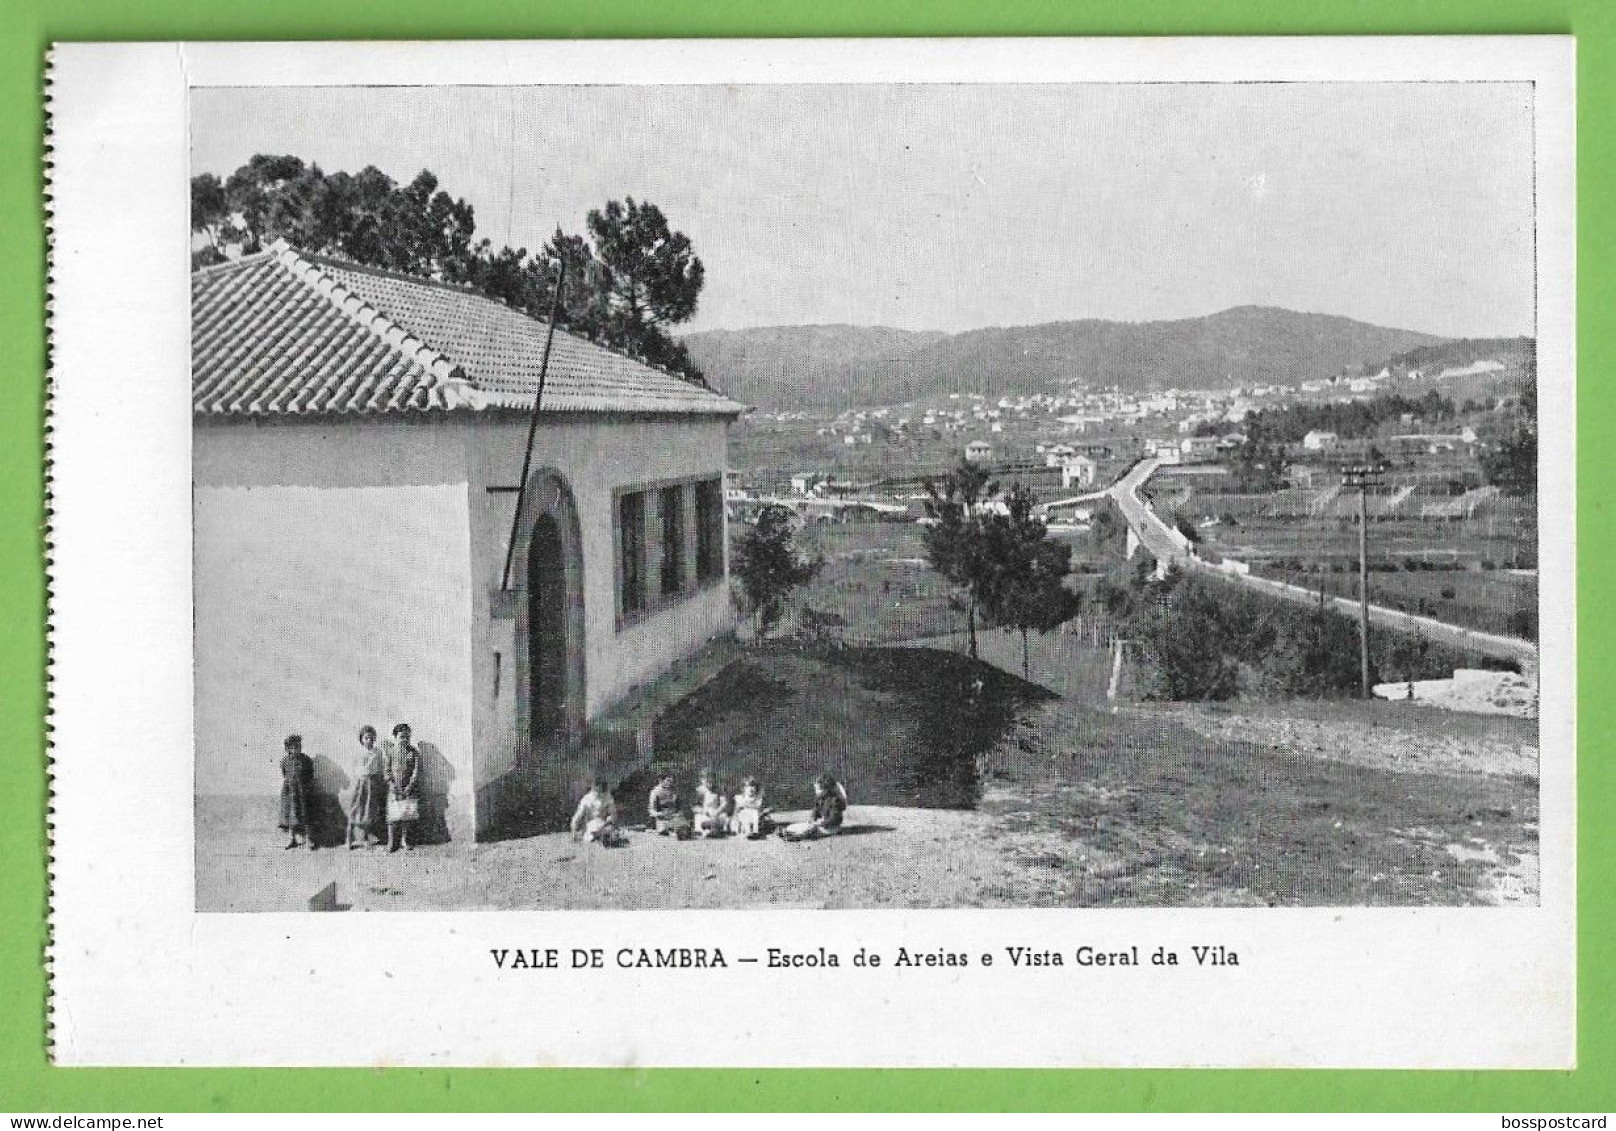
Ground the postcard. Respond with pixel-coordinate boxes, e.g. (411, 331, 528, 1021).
(46, 36, 1574, 1067)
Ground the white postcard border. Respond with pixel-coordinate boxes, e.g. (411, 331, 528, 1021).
(46, 37, 1576, 1068)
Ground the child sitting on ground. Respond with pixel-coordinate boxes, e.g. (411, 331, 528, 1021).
(571, 777, 621, 845)
(730, 776, 771, 839)
(648, 774, 691, 837)
(693, 768, 729, 837)
(779, 772, 847, 841)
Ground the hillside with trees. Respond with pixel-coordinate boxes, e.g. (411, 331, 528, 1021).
(1376, 336, 1535, 375)
(674, 325, 948, 410)
(683, 306, 1446, 410)
(1207, 390, 1461, 444)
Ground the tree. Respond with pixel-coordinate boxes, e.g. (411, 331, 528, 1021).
(190, 173, 230, 266)
(588, 198, 704, 329)
(732, 505, 824, 639)
(541, 228, 615, 334)
(1088, 498, 1130, 564)
(1135, 577, 1238, 701)
(191, 155, 477, 280)
(1481, 367, 1537, 494)
(922, 459, 999, 659)
(1171, 511, 1201, 545)
(981, 484, 1081, 679)
(1259, 604, 1368, 697)
(582, 198, 707, 383)
(1227, 432, 1290, 492)
(189, 161, 709, 384)
(1387, 623, 1431, 699)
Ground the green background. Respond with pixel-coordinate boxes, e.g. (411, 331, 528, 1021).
(4, 0, 1609, 1113)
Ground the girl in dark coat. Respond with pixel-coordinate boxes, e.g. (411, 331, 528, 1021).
(779, 772, 847, 841)
(278, 734, 316, 850)
(384, 722, 422, 853)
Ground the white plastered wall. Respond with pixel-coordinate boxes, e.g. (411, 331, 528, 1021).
(191, 417, 476, 824)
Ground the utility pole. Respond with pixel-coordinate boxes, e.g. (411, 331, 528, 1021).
(1342, 462, 1386, 698)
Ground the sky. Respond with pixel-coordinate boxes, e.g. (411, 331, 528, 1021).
(191, 82, 1536, 338)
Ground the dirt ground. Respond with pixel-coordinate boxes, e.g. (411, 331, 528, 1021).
(198, 803, 1050, 912)
(977, 696, 1538, 908)
(1170, 697, 1539, 779)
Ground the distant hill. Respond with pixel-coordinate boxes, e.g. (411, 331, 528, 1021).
(682, 307, 1448, 411)
(678, 325, 948, 410)
(1377, 336, 1534, 376)
(1365, 335, 1536, 405)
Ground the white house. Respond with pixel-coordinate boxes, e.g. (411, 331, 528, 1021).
(964, 440, 993, 462)
(191, 243, 745, 842)
(1303, 430, 1341, 452)
(1060, 454, 1099, 489)
(1179, 435, 1221, 463)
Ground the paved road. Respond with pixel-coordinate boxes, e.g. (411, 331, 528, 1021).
(1106, 458, 1538, 670)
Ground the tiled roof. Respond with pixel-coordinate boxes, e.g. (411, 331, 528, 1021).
(192, 242, 745, 418)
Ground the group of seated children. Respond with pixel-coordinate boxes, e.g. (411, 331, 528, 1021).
(570, 769, 847, 845)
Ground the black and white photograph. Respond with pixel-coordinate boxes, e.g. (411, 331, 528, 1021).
(187, 76, 1545, 912)
(46, 38, 1575, 1067)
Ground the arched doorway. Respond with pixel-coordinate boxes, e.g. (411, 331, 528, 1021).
(513, 470, 585, 760)
(527, 515, 568, 743)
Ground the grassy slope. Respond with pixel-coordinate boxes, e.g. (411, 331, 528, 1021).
(634, 643, 1536, 907)
(981, 697, 1535, 906)
(626, 644, 1055, 814)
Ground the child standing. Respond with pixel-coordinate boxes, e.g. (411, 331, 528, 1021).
(278, 734, 316, 850)
(346, 724, 386, 849)
(730, 776, 770, 839)
(572, 777, 620, 844)
(779, 773, 847, 841)
(384, 722, 422, 853)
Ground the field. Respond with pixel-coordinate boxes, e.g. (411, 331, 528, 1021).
(780, 521, 962, 643)
(770, 518, 1111, 645)
(1256, 562, 1538, 638)
(1178, 508, 1539, 640)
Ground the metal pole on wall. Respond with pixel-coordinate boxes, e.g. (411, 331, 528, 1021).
(500, 260, 567, 594)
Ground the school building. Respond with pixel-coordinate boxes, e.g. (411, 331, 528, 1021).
(192, 241, 745, 842)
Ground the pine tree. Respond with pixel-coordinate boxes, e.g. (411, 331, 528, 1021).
(981, 484, 1081, 679)
(733, 505, 824, 639)
(922, 459, 998, 659)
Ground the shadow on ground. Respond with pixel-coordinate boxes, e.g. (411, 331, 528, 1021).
(617, 643, 1056, 818)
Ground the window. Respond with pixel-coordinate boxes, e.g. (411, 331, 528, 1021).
(617, 475, 724, 628)
(695, 478, 723, 583)
(618, 491, 646, 616)
(659, 485, 685, 596)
